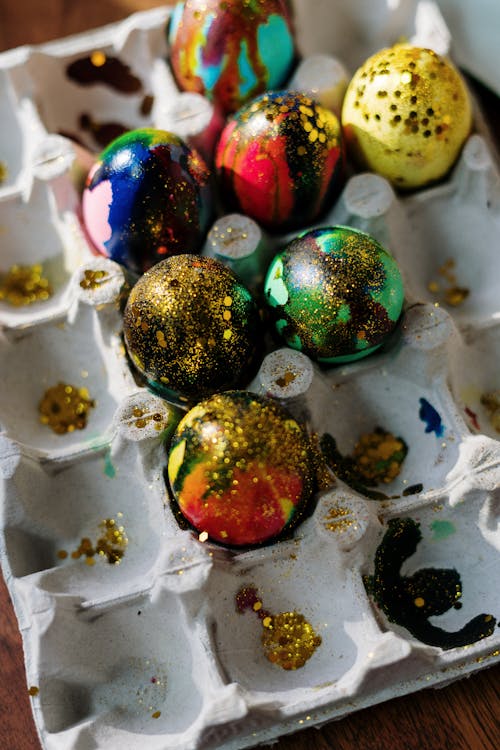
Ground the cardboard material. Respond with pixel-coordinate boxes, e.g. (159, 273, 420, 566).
(0, 4, 499, 749)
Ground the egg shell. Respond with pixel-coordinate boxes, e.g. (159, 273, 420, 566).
(341, 45, 472, 189)
(123, 255, 263, 404)
(82, 128, 212, 275)
(264, 225, 404, 363)
(167, 390, 315, 546)
(168, 0, 296, 114)
(215, 91, 344, 231)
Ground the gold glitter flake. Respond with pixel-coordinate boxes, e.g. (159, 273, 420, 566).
(352, 429, 407, 485)
(91, 50, 107, 67)
(261, 611, 322, 670)
(70, 518, 128, 565)
(131, 406, 164, 431)
(428, 259, 469, 308)
(0, 161, 7, 184)
(0, 263, 52, 306)
(151, 711, 161, 719)
(39, 383, 95, 434)
(28, 686, 40, 697)
(79, 269, 110, 290)
(324, 505, 355, 533)
(275, 370, 297, 388)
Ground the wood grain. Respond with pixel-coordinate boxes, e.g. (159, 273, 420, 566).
(0, 2, 499, 750)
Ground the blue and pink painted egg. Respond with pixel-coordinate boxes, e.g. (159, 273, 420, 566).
(82, 128, 212, 275)
(169, 0, 295, 114)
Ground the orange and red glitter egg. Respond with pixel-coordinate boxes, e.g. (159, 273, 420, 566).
(167, 391, 315, 546)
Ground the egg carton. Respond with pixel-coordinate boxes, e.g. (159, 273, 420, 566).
(0, 3, 499, 750)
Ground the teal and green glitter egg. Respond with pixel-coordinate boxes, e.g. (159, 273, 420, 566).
(123, 255, 262, 404)
(264, 226, 404, 363)
(168, 391, 315, 546)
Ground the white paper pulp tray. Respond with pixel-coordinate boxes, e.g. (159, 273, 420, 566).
(0, 3, 499, 750)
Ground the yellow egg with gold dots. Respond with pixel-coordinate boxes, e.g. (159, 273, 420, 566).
(341, 44, 472, 189)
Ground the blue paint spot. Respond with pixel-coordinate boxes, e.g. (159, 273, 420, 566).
(237, 40, 258, 98)
(168, 2, 185, 45)
(195, 14, 224, 92)
(419, 398, 444, 437)
(257, 14, 294, 88)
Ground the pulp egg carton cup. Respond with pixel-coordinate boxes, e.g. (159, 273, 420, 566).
(0, 2, 499, 750)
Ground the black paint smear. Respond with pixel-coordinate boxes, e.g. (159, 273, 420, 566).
(365, 518, 496, 649)
(402, 483, 424, 496)
(67, 55, 142, 94)
(140, 94, 155, 116)
(79, 113, 129, 148)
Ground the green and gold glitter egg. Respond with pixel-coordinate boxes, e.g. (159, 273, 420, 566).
(341, 45, 472, 189)
(168, 391, 315, 546)
(123, 255, 262, 403)
(264, 226, 404, 363)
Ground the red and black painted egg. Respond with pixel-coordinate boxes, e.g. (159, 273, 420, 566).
(215, 91, 344, 231)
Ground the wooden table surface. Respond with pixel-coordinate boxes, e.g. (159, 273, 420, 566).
(0, 2, 499, 749)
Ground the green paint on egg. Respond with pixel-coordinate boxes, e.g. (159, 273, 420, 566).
(264, 226, 404, 364)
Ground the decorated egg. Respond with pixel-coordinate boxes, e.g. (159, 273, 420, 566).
(168, 0, 295, 114)
(215, 91, 344, 231)
(341, 45, 472, 189)
(264, 226, 404, 363)
(123, 255, 262, 403)
(82, 128, 212, 275)
(167, 391, 314, 546)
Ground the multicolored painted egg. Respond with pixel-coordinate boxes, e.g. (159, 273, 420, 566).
(215, 91, 344, 231)
(167, 390, 314, 546)
(168, 0, 295, 114)
(123, 255, 262, 404)
(264, 226, 404, 363)
(341, 45, 472, 189)
(82, 128, 212, 275)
